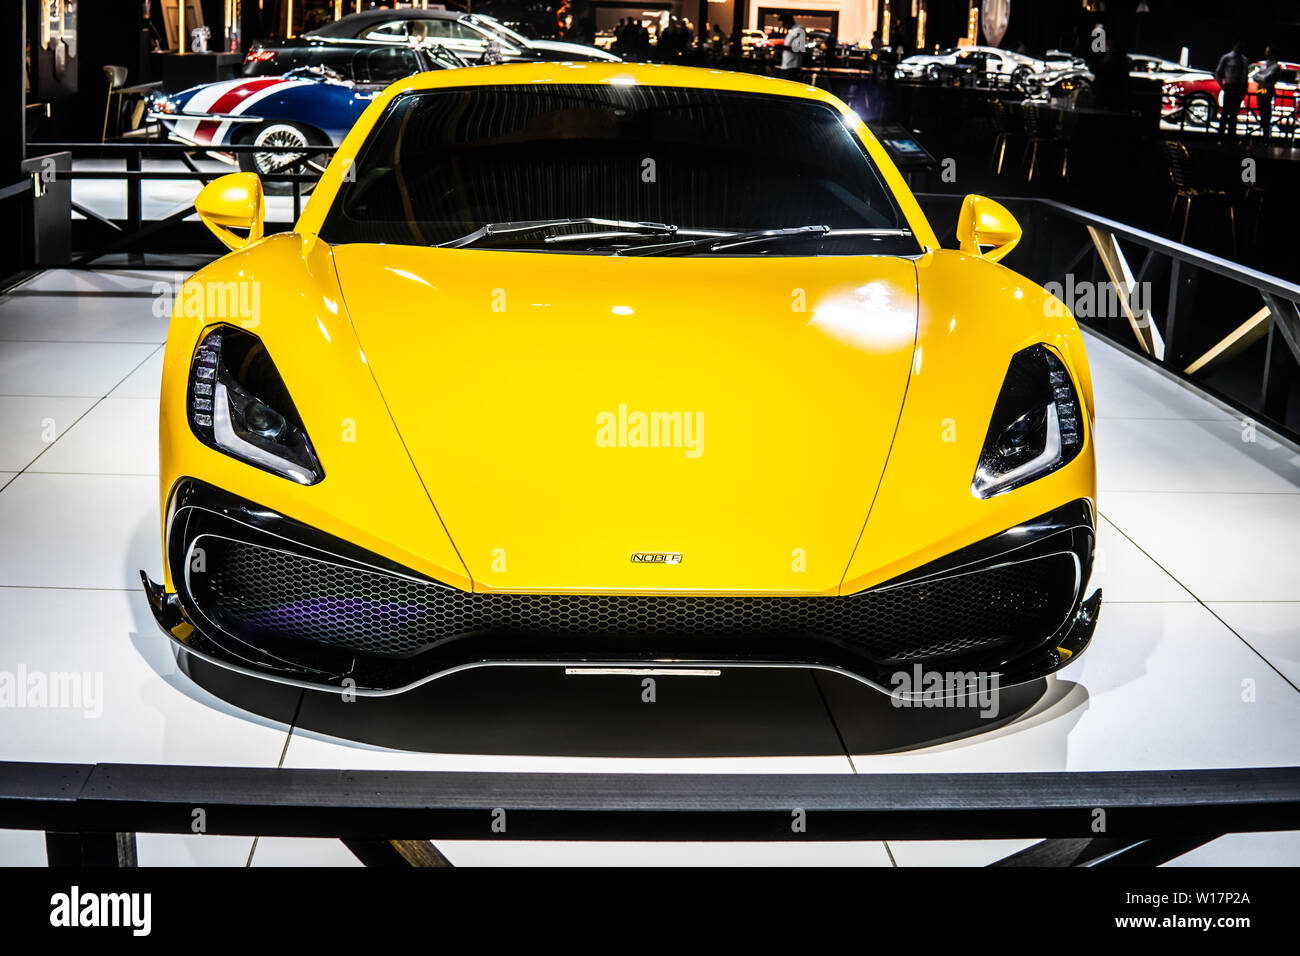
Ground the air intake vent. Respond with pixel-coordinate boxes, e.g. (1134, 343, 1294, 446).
(188, 536, 1077, 664)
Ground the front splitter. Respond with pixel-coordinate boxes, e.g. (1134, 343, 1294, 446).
(142, 568, 1101, 700)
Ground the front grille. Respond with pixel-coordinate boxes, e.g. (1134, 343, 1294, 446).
(187, 536, 1077, 665)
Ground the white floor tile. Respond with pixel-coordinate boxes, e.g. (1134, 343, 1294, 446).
(0, 294, 167, 343)
(822, 602, 1300, 773)
(250, 835, 892, 866)
(1206, 602, 1300, 690)
(1, 832, 253, 868)
(0, 341, 156, 397)
(436, 841, 892, 866)
(886, 839, 1037, 866)
(1082, 332, 1234, 422)
(1103, 492, 1300, 602)
(1090, 515, 1194, 602)
(12, 268, 179, 296)
(109, 347, 164, 399)
(249, 837, 363, 867)
(0, 396, 96, 471)
(1165, 830, 1300, 866)
(1, 825, 257, 868)
(31, 397, 158, 475)
(0, 473, 161, 588)
(0, 587, 295, 766)
(135, 834, 256, 867)
(1094, 418, 1300, 494)
(0, 829, 49, 866)
(887, 832, 1300, 866)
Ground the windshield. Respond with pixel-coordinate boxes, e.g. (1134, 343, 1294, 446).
(320, 85, 917, 255)
(472, 15, 531, 46)
(422, 43, 467, 70)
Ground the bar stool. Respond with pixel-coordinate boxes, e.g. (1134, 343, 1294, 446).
(1160, 140, 1237, 256)
(1022, 104, 1062, 183)
(101, 65, 129, 143)
(988, 100, 1020, 176)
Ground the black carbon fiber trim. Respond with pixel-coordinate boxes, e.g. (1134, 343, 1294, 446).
(157, 479, 1097, 692)
(188, 532, 1077, 663)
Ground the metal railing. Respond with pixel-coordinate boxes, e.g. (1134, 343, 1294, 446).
(26, 141, 337, 268)
(918, 192, 1300, 444)
(2, 760, 1296, 867)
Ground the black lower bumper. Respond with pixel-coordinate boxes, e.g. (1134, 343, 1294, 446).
(143, 479, 1101, 696)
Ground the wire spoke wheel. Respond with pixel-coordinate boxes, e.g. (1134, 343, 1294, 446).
(1185, 96, 1216, 128)
(253, 124, 311, 177)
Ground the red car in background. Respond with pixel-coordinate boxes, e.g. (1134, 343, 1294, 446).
(1163, 60, 1300, 130)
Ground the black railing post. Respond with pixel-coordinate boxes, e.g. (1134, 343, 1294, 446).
(1259, 321, 1291, 422)
(126, 149, 143, 264)
(45, 831, 137, 867)
(0, 0, 26, 285)
(1164, 258, 1199, 369)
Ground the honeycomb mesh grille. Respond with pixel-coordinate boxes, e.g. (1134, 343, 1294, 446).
(189, 537, 1075, 663)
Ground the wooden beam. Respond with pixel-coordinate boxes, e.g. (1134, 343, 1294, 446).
(1087, 225, 1165, 360)
(1184, 305, 1271, 375)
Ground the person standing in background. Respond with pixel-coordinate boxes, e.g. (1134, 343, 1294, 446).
(780, 14, 807, 72)
(1255, 47, 1281, 143)
(1215, 40, 1249, 140)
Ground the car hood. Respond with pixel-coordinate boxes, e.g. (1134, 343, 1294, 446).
(331, 245, 919, 593)
(166, 76, 309, 113)
(526, 38, 621, 61)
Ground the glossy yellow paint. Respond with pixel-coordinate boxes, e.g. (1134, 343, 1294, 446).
(168, 62, 1095, 598)
(839, 249, 1095, 594)
(332, 246, 919, 593)
(956, 194, 1021, 263)
(193, 172, 264, 251)
(158, 234, 472, 592)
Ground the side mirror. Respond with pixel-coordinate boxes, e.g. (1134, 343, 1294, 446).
(956, 194, 1021, 263)
(195, 172, 265, 252)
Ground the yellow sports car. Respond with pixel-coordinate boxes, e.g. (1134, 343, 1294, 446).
(142, 62, 1100, 696)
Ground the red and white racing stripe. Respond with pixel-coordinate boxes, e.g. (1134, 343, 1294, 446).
(171, 77, 312, 146)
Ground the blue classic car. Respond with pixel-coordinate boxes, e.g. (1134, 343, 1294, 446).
(149, 43, 464, 188)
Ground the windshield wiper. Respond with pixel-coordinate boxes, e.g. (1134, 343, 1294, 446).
(438, 218, 682, 249)
(543, 227, 731, 245)
(619, 225, 914, 257)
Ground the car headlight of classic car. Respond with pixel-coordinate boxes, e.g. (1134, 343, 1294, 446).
(145, 91, 180, 116)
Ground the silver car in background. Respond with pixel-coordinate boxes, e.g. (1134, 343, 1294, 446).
(306, 8, 621, 63)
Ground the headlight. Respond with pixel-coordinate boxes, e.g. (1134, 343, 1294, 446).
(188, 325, 324, 485)
(148, 93, 178, 115)
(972, 344, 1082, 498)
